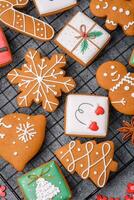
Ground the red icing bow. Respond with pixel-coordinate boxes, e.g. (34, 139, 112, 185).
(0, 185, 6, 200)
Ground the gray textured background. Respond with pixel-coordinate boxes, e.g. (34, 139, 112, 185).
(0, 0, 134, 199)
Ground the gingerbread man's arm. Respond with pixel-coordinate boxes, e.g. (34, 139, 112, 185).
(105, 17, 118, 31)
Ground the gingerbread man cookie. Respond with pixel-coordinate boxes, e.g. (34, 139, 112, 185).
(7, 49, 76, 112)
(90, 0, 134, 36)
(96, 61, 134, 115)
(0, 0, 54, 41)
(0, 113, 46, 171)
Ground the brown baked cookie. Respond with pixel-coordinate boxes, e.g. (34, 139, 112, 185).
(0, 0, 54, 41)
(90, 0, 134, 36)
(7, 48, 76, 112)
(55, 140, 118, 188)
(0, 113, 46, 171)
(96, 61, 134, 115)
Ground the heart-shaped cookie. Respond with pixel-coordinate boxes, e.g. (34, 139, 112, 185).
(0, 113, 46, 171)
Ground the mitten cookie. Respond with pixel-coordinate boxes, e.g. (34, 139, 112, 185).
(7, 48, 76, 112)
(0, 0, 54, 41)
(90, 0, 134, 36)
(0, 27, 12, 67)
(65, 94, 109, 138)
(33, 0, 77, 16)
(55, 140, 118, 188)
(0, 113, 46, 171)
(18, 161, 72, 200)
(96, 61, 134, 115)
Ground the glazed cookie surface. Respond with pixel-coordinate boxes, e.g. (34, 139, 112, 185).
(18, 161, 72, 200)
(34, 0, 77, 16)
(90, 0, 134, 36)
(0, 0, 54, 41)
(0, 113, 46, 171)
(96, 61, 134, 115)
(55, 140, 118, 188)
(65, 94, 109, 138)
(7, 48, 76, 112)
(55, 11, 110, 67)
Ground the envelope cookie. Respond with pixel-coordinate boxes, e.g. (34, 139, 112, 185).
(65, 94, 109, 138)
(0, 0, 54, 41)
(34, 0, 77, 16)
(0, 28, 12, 68)
(90, 0, 134, 36)
(18, 161, 72, 200)
(55, 140, 118, 188)
(7, 48, 76, 112)
(96, 61, 134, 115)
(0, 113, 46, 171)
(129, 50, 134, 67)
(55, 11, 110, 67)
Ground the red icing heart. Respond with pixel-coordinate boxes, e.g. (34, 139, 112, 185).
(0, 185, 6, 197)
(95, 106, 105, 115)
(89, 121, 99, 131)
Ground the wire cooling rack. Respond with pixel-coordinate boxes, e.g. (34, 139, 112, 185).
(0, 0, 134, 199)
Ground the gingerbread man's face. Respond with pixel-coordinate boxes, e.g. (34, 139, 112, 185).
(96, 61, 127, 90)
(90, 0, 110, 17)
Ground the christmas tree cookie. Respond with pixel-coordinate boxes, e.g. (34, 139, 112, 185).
(55, 11, 111, 67)
(129, 50, 134, 67)
(0, 113, 46, 171)
(65, 94, 109, 138)
(18, 161, 72, 200)
(7, 48, 76, 112)
(33, 0, 77, 16)
(55, 140, 118, 188)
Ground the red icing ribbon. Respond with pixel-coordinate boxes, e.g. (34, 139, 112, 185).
(127, 183, 134, 194)
(0, 185, 6, 200)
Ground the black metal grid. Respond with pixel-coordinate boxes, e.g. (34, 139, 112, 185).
(0, 0, 134, 199)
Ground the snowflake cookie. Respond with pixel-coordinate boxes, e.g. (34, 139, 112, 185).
(18, 161, 72, 200)
(96, 61, 134, 115)
(65, 94, 109, 138)
(7, 49, 76, 112)
(0, 113, 46, 171)
(55, 11, 111, 67)
(34, 0, 77, 16)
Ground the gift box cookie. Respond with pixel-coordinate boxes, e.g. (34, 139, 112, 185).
(18, 161, 72, 200)
(55, 12, 111, 67)
(34, 0, 77, 16)
(64, 94, 109, 138)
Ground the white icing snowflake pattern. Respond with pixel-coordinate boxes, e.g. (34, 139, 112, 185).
(16, 122, 36, 143)
(7, 49, 75, 112)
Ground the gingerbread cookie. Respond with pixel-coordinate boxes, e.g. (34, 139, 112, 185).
(129, 50, 134, 67)
(55, 140, 118, 188)
(18, 161, 72, 200)
(0, 113, 46, 171)
(55, 11, 111, 67)
(7, 48, 76, 112)
(96, 61, 134, 115)
(0, 27, 12, 67)
(33, 0, 77, 16)
(90, 0, 134, 36)
(65, 94, 109, 138)
(0, 0, 54, 41)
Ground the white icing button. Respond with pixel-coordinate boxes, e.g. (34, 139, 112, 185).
(96, 152, 99, 155)
(103, 73, 108, 77)
(99, 0, 103, 1)
(13, 152, 18, 156)
(111, 65, 115, 69)
(94, 171, 97, 175)
(78, 148, 81, 152)
(112, 6, 117, 11)
(60, 151, 63, 154)
(125, 10, 130, 16)
(41, 34, 44, 36)
(119, 8, 123, 13)
(59, 181, 61, 185)
(131, 93, 134, 97)
(80, 164, 83, 168)
(66, 158, 69, 162)
(96, 5, 100, 9)
(12, 141, 16, 144)
(124, 86, 129, 91)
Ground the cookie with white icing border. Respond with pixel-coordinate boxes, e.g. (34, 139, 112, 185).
(0, 113, 46, 171)
(90, 0, 134, 36)
(64, 94, 109, 138)
(96, 61, 134, 115)
(7, 48, 76, 112)
(55, 140, 118, 188)
(0, 0, 54, 41)
(18, 161, 72, 200)
(33, 0, 77, 16)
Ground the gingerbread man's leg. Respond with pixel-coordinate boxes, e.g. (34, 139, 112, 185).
(105, 17, 118, 31)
